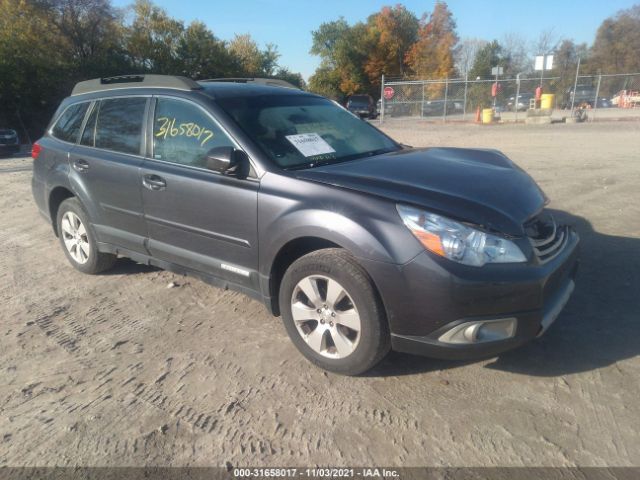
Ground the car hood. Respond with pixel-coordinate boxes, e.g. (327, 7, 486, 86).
(295, 147, 547, 236)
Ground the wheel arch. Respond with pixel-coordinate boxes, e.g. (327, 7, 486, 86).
(48, 186, 75, 236)
(266, 236, 389, 323)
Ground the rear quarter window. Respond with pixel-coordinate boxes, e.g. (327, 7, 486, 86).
(51, 103, 90, 143)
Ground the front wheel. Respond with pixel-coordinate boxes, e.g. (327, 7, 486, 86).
(56, 197, 116, 274)
(279, 248, 390, 375)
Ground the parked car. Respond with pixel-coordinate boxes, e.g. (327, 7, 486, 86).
(562, 85, 596, 109)
(346, 94, 377, 119)
(506, 93, 534, 112)
(32, 75, 579, 375)
(0, 128, 20, 157)
(596, 97, 612, 108)
(378, 101, 412, 117)
(421, 99, 463, 116)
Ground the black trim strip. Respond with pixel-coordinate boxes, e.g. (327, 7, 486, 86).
(145, 214, 250, 248)
(100, 203, 144, 218)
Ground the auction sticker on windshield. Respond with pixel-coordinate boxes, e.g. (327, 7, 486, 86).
(286, 133, 336, 157)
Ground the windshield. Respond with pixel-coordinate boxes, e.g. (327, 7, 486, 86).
(217, 94, 399, 169)
(348, 96, 370, 106)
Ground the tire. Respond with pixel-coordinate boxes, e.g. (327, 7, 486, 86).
(279, 248, 390, 375)
(56, 197, 116, 274)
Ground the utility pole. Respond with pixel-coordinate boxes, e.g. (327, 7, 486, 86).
(570, 57, 581, 113)
(515, 73, 522, 123)
(379, 74, 385, 125)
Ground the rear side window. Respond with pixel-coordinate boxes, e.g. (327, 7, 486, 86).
(51, 103, 89, 143)
(94, 97, 147, 155)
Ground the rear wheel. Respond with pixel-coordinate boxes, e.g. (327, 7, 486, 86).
(279, 248, 390, 375)
(56, 198, 116, 274)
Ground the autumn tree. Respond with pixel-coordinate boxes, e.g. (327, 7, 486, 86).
(363, 5, 418, 84)
(405, 1, 458, 79)
(590, 5, 640, 73)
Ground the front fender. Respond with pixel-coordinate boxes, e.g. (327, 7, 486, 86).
(258, 173, 424, 276)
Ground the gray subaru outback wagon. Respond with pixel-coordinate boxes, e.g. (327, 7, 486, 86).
(31, 75, 579, 375)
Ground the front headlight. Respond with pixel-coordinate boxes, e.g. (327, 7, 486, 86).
(397, 205, 526, 267)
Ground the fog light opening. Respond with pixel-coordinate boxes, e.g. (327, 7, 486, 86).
(438, 318, 517, 344)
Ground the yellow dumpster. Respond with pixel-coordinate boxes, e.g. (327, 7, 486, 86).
(482, 108, 494, 124)
(541, 93, 555, 109)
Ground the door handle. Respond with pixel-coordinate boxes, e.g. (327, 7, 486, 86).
(142, 174, 167, 191)
(72, 159, 89, 172)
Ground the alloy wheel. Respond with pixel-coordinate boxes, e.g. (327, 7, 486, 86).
(61, 211, 90, 265)
(290, 275, 361, 359)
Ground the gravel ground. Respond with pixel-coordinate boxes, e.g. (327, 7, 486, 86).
(1, 121, 639, 467)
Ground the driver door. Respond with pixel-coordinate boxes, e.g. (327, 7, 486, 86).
(140, 96, 259, 290)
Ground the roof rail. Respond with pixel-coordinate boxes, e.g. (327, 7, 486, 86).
(200, 77, 299, 90)
(71, 74, 202, 96)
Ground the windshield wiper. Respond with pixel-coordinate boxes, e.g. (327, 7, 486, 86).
(286, 148, 398, 171)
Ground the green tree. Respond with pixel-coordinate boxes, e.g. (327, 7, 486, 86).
(309, 18, 370, 97)
(125, 0, 184, 73)
(177, 21, 238, 79)
(38, 0, 128, 77)
(467, 40, 508, 109)
(0, 0, 68, 139)
(273, 67, 306, 89)
(229, 34, 263, 76)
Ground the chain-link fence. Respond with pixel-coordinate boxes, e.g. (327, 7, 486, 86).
(379, 73, 640, 123)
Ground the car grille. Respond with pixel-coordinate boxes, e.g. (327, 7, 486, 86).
(525, 212, 567, 264)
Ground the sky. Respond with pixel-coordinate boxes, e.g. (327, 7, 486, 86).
(111, 0, 638, 80)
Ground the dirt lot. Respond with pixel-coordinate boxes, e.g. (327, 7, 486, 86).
(1, 121, 639, 468)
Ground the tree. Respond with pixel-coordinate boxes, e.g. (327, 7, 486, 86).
(228, 34, 262, 76)
(469, 40, 506, 79)
(591, 5, 640, 73)
(309, 18, 370, 97)
(0, 0, 68, 138)
(405, 1, 458, 80)
(454, 37, 486, 76)
(273, 67, 306, 89)
(363, 5, 418, 83)
(467, 40, 508, 109)
(501, 32, 530, 74)
(38, 0, 127, 76)
(125, 0, 184, 73)
(177, 21, 237, 79)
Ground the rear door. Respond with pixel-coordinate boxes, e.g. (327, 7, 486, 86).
(140, 96, 259, 289)
(69, 96, 149, 253)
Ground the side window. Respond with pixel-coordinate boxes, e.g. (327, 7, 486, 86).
(80, 102, 98, 147)
(94, 97, 147, 155)
(153, 98, 235, 168)
(51, 103, 89, 143)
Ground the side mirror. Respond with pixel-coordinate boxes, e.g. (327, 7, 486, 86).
(205, 146, 246, 173)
